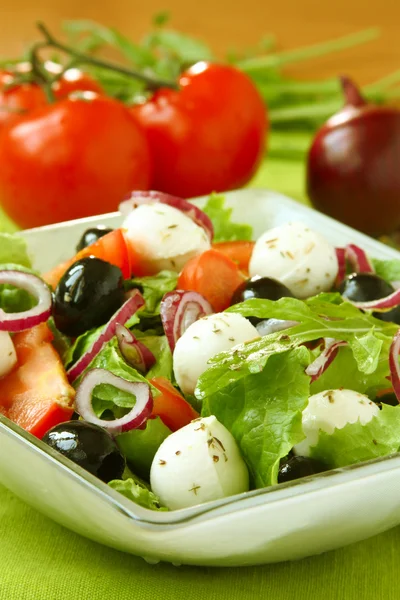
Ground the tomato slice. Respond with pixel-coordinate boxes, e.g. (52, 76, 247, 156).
(43, 228, 131, 289)
(149, 376, 199, 431)
(212, 241, 255, 275)
(177, 248, 245, 312)
(0, 323, 75, 438)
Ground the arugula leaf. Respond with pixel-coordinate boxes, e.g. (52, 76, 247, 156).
(202, 194, 253, 242)
(202, 347, 310, 487)
(109, 477, 167, 511)
(196, 295, 397, 400)
(309, 404, 400, 468)
(0, 233, 31, 267)
(116, 417, 171, 479)
(371, 258, 400, 284)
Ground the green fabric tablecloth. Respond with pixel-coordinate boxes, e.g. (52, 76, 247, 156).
(1, 156, 400, 599)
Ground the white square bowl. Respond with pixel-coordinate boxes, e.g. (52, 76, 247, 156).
(2, 188, 400, 567)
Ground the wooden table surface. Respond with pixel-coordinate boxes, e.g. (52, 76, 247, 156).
(1, 0, 399, 84)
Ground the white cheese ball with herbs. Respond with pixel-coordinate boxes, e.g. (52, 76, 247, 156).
(294, 389, 379, 457)
(249, 222, 338, 298)
(122, 203, 210, 274)
(0, 331, 17, 378)
(150, 416, 249, 510)
(173, 312, 260, 396)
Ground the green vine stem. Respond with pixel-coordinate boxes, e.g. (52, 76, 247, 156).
(36, 22, 179, 91)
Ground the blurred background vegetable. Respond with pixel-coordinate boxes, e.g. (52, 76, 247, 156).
(0, 14, 400, 236)
(307, 77, 400, 237)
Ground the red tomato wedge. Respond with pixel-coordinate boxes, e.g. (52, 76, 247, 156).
(178, 249, 245, 312)
(0, 323, 75, 438)
(149, 376, 199, 432)
(43, 229, 131, 289)
(212, 241, 255, 274)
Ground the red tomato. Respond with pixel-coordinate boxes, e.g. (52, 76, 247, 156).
(0, 95, 152, 228)
(43, 228, 131, 289)
(178, 248, 245, 312)
(0, 70, 47, 128)
(52, 69, 103, 100)
(0, 323, 75, 438)
(212, 241, 255, 274)
(0, 65, 103, 130)
(149, 376, 199, 431)
(131, 62, 267, 198)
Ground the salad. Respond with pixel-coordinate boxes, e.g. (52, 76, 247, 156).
(2, 191, 400, 513)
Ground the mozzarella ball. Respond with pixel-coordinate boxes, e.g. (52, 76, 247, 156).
(173, 312, 260, 395)
(150, 416, 249, 510)
(122, 204, 210, 273)
(249, 222, 338, 298)
(0, 331, 17, 378)
(294, 389, 379, 456)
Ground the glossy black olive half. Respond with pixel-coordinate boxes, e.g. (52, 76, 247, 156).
(42, 421, 125, 483)
(278, 455, 326, 484)
(231, 276, 294, 325)
(76, 226, 114, 252)
(53, 257, 124, 337)
(339, 273, 400, 325)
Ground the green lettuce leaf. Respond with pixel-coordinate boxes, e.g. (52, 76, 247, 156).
(202, 194, 253, 242)
(310, 344, 391, 399)
(116, 417, 171, 480)
(201, 347, 310, 487)
(64, 312, 141, 368)
(371, 258, 400, 284)
(133, 332, 173, 380)
(109, 477, 167, 511)
(47, 317, 72, 363)
(0, 233, 31, 267)
(196, 295, 397, 401)
(124, 271, 178, 319)
(309, 404, 400, 468)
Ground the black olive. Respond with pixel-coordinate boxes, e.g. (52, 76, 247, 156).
(231, 276, 294, 325)
(376, 393, 399, 407)
(42, 421, 125, 483)
(76, 226, 114, 252)
(339, 273, 400, 325)
(53, 257, 124, 337)
(278, 455, 326, 484)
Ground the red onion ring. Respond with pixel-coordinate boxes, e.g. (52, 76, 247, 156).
(335, 248, 347, 287)
(335, 244, 374, 287)
(389, 330, 400, 403)
(345, 244, 374, 274)
(0, 270, 52, 332)
(306, 338, 348, 383)
(115, 324, 156, 373)
(67, 290, 145, 383)
(119, 190, 214, 242)
(351, 289, 400, 312)
(75, 368, 153, 435)
(160, 290, 214, 351)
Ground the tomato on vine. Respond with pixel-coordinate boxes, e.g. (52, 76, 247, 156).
(131, 62, 268, 198)
(0, 95, 152, 228)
